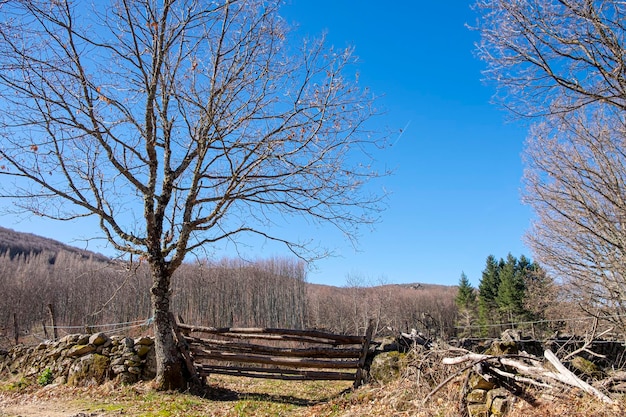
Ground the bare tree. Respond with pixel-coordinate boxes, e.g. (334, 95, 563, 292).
(0, 0, 385, 389)
(475, 1, 626, 333)
(474, 0, 626, 117)
(524, 108, 626, 332)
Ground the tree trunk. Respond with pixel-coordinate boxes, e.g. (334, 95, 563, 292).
(150, 262, 186, 390)
(13, 313, 18, 345)
(47, 303, 58, 341)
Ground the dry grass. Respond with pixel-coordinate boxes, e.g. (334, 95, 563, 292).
(1, 361, 625, 416)
(507, 395, 625, 417)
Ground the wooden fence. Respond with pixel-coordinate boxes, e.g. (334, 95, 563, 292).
(175, 319, 374, 388)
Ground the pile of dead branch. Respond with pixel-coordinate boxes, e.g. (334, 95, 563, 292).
(368, 325, 625, 416)
(422, 334, 626, 413)
(435, 347, 621, 401)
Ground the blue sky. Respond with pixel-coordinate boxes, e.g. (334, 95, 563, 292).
(279, 0, 533, 287)
(2, 1, 533, 288)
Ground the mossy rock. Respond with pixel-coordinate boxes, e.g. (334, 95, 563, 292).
(467, 403, 489, 417)
(67, 344, 96, 357)
(490, 396, 509, 416)
(466, 389, 487, 404)
(369, 351, 406, 384)
(135, 344, 152, 357)
(67, 353, 110, 386)
(468, 373, 495, 390)
(134, 336, 154, 346)
(92, 354, 110, 379)
(89, 332, 109, 346)
(571, 356, 604, 379)
(485, 341, 518, 356)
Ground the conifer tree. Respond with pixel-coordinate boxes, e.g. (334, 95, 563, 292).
(478, 255, 500, 336)
(456, 272, 476, 308)
(455, 272, 477, 337)
(496, 253, 526, 324)
(478, 253, 537, 336)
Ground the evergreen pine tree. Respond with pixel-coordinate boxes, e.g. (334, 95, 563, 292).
(455, 272, 477, 337)
(517, 254, 532, 272)
(478, 255, 500, 336)
(456, 272, 476, 308)
(496, 253, 526, 325)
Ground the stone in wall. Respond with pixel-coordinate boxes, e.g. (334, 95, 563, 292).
(0, 332, 155, 386)
(464, 341, 516, 417)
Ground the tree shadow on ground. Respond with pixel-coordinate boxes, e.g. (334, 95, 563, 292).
(190, 382, 351, 407)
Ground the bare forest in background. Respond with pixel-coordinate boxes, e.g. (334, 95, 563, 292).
(0, 227, 457, 347)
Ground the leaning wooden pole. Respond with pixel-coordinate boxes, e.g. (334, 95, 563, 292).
(170, 313, 202, 387)
(47, 303, 58, 341)
(13, 313, 18, 345)
(354, 319, 374, 388)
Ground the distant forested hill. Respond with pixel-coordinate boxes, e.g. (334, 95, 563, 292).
(0, 225, 109, 262)
(0, 225, 458, 340)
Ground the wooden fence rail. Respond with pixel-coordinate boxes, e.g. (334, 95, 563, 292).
(176, 320, 374, 388)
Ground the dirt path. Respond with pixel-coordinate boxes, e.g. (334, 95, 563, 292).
(0, 385, 107, 417)
(1, 404, 100, 417)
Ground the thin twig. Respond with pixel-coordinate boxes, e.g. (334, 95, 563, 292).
(423, 359, 486, 404)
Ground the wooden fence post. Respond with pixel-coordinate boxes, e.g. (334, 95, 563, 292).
(13, 313, 18, 345)
(169, 312, 201, 387)
(48, 303, 58, 341)
(41, 319, 49, 340)
(354, 319, 374, 388)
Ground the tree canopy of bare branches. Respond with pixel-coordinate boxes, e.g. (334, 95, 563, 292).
(0, 0, 386, 389)
(474, 0, 626, 117)
(523, 108, 626, 331)
(475, 0, 626, 334)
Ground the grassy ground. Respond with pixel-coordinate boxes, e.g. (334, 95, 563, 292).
(1, 372, 625, 416)
(1, 375, 354, 417)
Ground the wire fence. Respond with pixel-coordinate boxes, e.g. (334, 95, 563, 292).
(455, 313, 626, 330)
(453, 313, 626, 342)
(19, 317, 154, 343)
(8, 312, 626, 346)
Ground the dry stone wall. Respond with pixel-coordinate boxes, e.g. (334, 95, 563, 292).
(0, 332, 156, 385)
(460, 337, 626, 417)
(465, 374, 512, 417)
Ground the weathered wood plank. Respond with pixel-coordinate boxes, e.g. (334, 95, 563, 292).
(197, 365, 356, 381)
(191, 349, 359, 369)
(177, 320, 373, 387)
(185, 336, 362, 358)
(170, 313, 201, 386)
(187, 332, 350, 345)
(177, 323, 365, 345)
